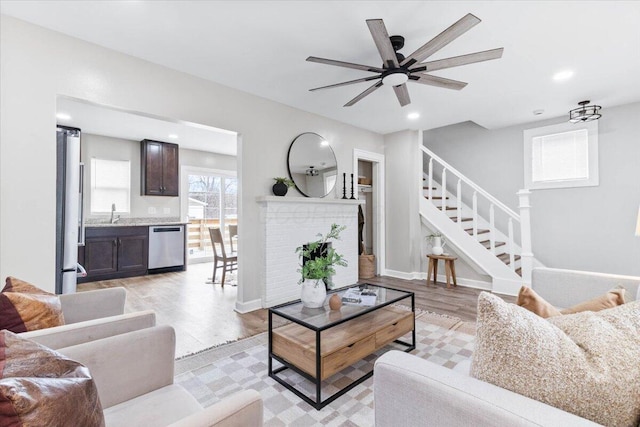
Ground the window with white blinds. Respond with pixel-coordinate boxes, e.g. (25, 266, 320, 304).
(524, 121, 598, 190)
(90, 158, 131, 213)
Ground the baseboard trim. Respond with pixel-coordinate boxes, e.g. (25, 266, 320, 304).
(384, 269, 419, 280)
(234, 299, 262, 314)
(384, 270, 492, 291)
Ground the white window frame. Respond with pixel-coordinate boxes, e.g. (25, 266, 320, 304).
(90, 158, 131, 213)
(523, 121, 599, 190)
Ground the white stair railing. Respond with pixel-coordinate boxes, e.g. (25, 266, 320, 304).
(420, 145, 533, 283)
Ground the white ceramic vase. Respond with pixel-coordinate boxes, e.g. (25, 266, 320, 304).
(300, 279, 327, 308)
(431, 236, 445, 256)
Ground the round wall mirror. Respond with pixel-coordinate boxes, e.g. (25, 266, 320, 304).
(287, 133, 338, 198)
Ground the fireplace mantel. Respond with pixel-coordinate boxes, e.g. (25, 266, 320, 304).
(256, 196, 364, 205)
(256, 196, 362, 307)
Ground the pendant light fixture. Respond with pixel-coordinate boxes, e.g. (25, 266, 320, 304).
(569, 100, 602, 123)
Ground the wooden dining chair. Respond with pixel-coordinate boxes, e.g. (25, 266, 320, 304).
(228, 224, 238, 253)
(208, 227, 237, 286)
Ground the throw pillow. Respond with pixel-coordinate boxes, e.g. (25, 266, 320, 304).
(471, 292, 640, 427)
(0, 330, 105, 426)
(516, 286, 561, 318)
(0, 277, 65, 333)
(560, 286, 626, 314)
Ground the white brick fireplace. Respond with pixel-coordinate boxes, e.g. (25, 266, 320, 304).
(257, 196, 362, 307)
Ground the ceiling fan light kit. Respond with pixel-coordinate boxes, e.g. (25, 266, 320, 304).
(569, 100, 602, 123)
(382, 71, 409, 86)
(307, 13, 504, 107)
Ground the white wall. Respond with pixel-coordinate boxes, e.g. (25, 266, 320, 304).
(423, 102, 640, 276)
(0, 15, 384, 298)
(384, 130, 422, 275)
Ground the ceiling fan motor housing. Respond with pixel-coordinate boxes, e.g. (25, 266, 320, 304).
(390, 35, 405, 51)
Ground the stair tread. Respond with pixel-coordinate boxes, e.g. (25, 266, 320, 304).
(422, 186, 438, 190)
(450, 217, 472, 222)
(465, 228, 489, 235)
(426, 196, 450, 200)
(480, 240, 506, 248)
(497, 253, 522, 264)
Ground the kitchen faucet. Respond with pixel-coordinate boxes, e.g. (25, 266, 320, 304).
(110, 203, 120, 224)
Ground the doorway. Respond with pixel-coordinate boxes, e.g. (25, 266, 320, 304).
(353, 149, 386, 276)
(181, 167, 237, 264)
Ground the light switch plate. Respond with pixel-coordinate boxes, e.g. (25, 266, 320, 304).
(163, 207, 171, 214)
(148, 207, 157, 214)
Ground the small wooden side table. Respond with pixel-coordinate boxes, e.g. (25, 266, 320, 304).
(426, 254, 458, 289)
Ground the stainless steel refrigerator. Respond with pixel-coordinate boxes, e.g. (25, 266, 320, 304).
(55, 125, 86, 294)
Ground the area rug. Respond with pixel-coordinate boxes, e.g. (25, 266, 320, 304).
(175, 312, 475, 426)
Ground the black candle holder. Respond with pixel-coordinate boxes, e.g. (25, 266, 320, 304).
(350, 173, 356, 199)
(342, 173, 348, 199)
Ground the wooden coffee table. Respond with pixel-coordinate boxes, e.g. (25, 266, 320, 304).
(268, 284, 415, 409)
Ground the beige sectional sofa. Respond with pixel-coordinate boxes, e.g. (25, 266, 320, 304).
(373, 267, 640, 427)
(21, 287, 157, 349)
(58, 325, 263, 427)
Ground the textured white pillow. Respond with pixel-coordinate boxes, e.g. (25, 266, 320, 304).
(471, 292, 640, 427)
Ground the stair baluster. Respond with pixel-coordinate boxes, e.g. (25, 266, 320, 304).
(508, 218, 515, 271)
(441, 169, 447, 212)
(472, 191, 478, 239)
(456, 179, 462, 225)
(489, 204, 496, 255)
(428, 158, 433, 201)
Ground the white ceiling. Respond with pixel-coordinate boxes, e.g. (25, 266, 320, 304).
(57, 98, 238, 155)
(3, 1, 640, 134)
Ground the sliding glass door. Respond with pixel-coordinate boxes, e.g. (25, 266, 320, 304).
(186, 171, 237, 262)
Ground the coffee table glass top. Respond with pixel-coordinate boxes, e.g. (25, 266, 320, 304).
(270, 284, 412, 330)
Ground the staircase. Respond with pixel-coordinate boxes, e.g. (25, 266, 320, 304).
(419, 145, 540, 295)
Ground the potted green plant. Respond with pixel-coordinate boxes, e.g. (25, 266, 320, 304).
(295, 223, 348, 308)
(272, 177, 295, 196)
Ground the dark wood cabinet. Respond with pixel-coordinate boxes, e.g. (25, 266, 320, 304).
(78, 226, 148, 283)
(141, 139, 179, 196)
(84, 236, 118, 277)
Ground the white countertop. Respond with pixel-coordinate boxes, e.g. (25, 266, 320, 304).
(85, 217, 188, 227)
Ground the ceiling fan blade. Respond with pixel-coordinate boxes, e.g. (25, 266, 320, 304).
(366, 19, 399, 68)
(307, 56, 384, 73)
(401, 13, 481, 66)
(310, 76, 381, 92)
(393, 84, 411, 107)
(344, 81, 383, 107)
(422, 48, 504, 72)
(410, 74, 468, 90)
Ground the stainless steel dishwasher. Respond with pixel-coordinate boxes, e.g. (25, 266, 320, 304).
(148, 225, 185, 270)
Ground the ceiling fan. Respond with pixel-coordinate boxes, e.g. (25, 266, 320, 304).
(307, 13, 503, 107)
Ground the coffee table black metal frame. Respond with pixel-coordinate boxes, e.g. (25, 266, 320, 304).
(268, 284, 415, 410)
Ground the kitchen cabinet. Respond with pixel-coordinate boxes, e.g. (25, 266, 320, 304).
(78, 226, 148, 283)
(141, 139, 179, 196)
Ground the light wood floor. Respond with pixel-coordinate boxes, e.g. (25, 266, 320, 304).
(79, 264, 514, 357)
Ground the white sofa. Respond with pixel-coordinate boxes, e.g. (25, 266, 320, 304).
(58, 325, 263, 427)
(22, 287, 156, 349)
(373, 267, 640, 427)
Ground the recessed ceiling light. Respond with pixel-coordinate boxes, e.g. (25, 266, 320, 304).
(320, 140, 329, 146)
(56, 113, 71, 120)
(407, 112, 420, 120)
(168, 134, 178, 139)
(553, 70, 574, 81)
